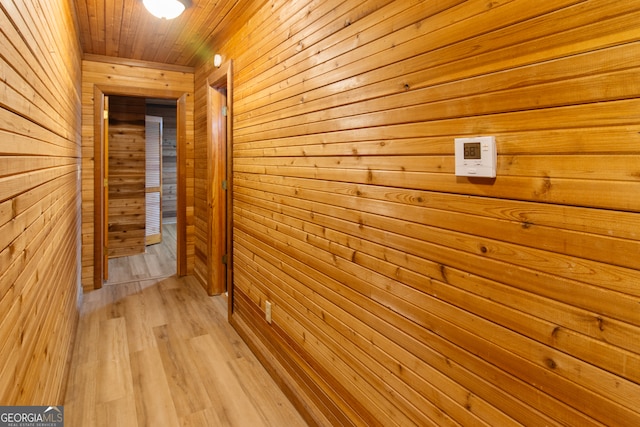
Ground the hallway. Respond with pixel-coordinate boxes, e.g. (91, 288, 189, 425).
(64, 225, 308, 426)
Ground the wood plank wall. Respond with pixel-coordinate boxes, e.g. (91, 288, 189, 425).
(147, 103, 178, 220)
(195, 0, 640, 425)
(107, 96, 147, 258)
(0, 0, 81, 404)
(81, 57, 195, 290)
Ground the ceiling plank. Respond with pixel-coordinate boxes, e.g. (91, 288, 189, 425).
(75, 0, 261, 67)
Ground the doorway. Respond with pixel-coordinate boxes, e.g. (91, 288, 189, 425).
(103, 96, 179, 284)
(205, 60, 233, 302)
(93, 87, 189, 289)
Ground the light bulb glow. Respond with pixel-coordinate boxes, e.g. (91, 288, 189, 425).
(143, 0, 186, 19)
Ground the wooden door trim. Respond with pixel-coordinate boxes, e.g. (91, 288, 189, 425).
(93, 85, 189, 289)
(205, 61, 233, 310)
(93, 86, 105, 289)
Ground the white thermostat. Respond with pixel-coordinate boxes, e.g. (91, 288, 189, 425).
(455, 136, 497, 178)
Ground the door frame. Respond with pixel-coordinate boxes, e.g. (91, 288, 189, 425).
(93, 85, 189, 289)
(206, 60, 233, 308)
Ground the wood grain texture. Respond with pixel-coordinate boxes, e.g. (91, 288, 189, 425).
(194, 0, 640, 425)
(64, 263, 307, 426)
(73, 0, 262, 67)
(0, 0, 82, 405)
(107, 96, 146, 258)
(80, 56, 195, 290)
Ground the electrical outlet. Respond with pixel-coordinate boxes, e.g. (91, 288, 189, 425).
(265, 300, 272, 324)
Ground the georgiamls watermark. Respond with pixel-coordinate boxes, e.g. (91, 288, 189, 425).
(0, 406, 63, 427)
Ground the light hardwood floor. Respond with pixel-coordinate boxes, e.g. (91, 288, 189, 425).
(64, 224, 308, 426)
(106, 222, 178, 285)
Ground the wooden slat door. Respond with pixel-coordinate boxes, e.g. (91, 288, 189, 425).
(108, 96, 146, 258)
(145, 115, 163, 245)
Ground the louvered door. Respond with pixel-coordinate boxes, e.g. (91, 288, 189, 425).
(145, 115, 163, 245)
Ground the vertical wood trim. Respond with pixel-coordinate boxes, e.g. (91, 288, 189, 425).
(177, 94, 188, 276)
(103, 95, 109, 280)
(225, 61, 234, 316)
(93, 86, 104, 289)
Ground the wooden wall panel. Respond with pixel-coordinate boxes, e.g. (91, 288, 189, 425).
(81, 57, 195, 290)
(0, 0, 81, 404)
(195, 0, 640, 425)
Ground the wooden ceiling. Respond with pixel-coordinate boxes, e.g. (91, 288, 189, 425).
(74, 0, 261, 67)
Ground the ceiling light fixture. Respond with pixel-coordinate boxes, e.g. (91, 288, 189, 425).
(143, 0, 190, 19)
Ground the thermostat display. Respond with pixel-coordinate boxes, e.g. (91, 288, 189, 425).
(455, 136, 496, 178)
(463, 142, 481, 160)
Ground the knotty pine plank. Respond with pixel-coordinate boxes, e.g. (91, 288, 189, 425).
(237, 35, 640, 130)
(231, 157, 640, 216)
(232, 204, 640, 421)
(0, 179, 74, 267)
(231, 290, 357, 427)
(24, 0, 82, 105)
(232, 0, 390, 90)
(235, 152, 640, 182)
(239, 245, 520, 427)
(233, 96, 640, 149)
(0, 191, 78, 403)
(233, 0, 459, 117)
(233, 0, 587, 112)
(103, 0, 125, 58)
(233, 168, 640, 239)
(233, 125, 640, 159)
(0, 157, 77, 178)
(0, 178, 77, 319)
(82, 68, 194, 95)
(233, 0, 445, 103)
(235, 56, 640, 136)
(232, 168, 640, 270)
(233, 186, 640, 325)
(233, 249, 485, 427)
(232, 227, 604, 427)
(1, 2, 79, 138)
(0, 165, 77, 203)
(233, 232, 488, 426)
(14, 224, 77, 403)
